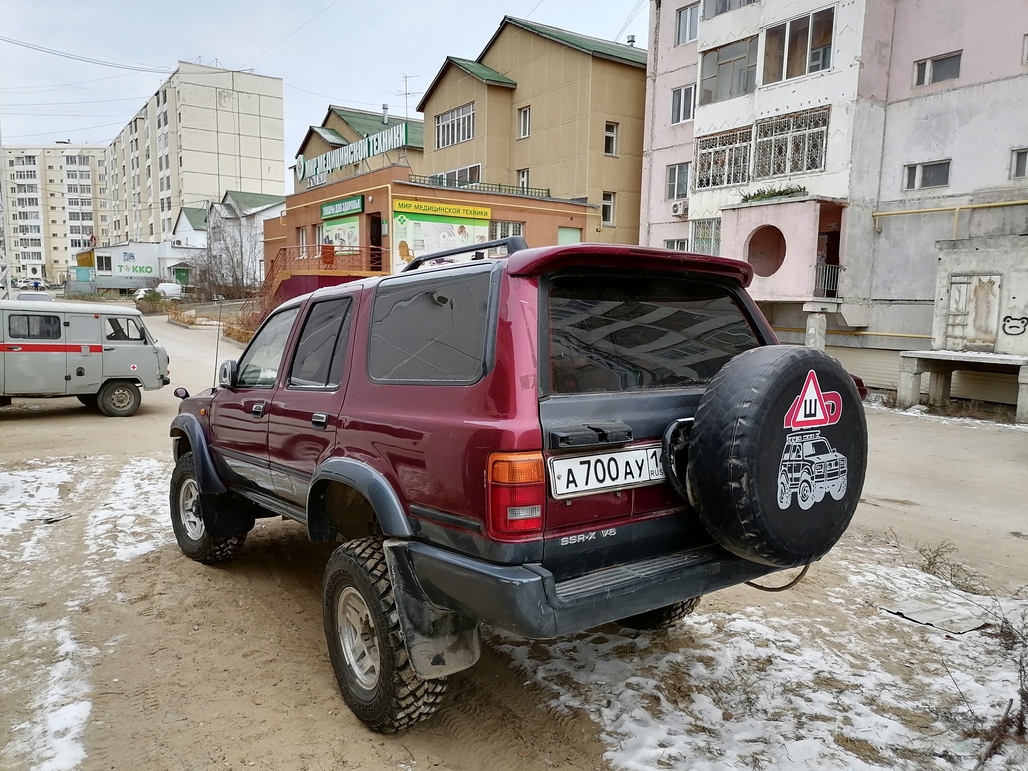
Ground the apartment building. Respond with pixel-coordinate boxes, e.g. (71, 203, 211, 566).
(1, 143, 107, 283)
(643, 0, 1028, 403)
(418, 16, 648, 245)
(104, 62, 284, 247)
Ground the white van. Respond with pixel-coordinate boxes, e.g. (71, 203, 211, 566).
(0, 300, 170, 416)
(133, 283, 184, 302)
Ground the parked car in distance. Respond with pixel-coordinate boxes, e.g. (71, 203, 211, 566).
(16, 291, 53, 302)
(134, 283, 184, 302)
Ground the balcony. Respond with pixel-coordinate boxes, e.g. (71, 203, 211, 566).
(409, 174, 551, 199)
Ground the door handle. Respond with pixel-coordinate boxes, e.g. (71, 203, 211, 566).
(311, 412, 328, 428)
(7, 346, 21, 352)
(103, 347, 115, 351)
(250, 403, 265, 417)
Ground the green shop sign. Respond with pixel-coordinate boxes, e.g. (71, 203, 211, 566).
(321, 195, 364, 220)
(296, 123, 408, 187)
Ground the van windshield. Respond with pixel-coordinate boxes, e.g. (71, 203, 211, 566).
(547, 273, 759, 394)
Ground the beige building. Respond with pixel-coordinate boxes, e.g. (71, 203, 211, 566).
(417, 17, 647, 245)
(1, 143, 107, 283)
(104, 62, 284, 246)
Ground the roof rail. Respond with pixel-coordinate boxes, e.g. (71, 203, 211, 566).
(401, 236, 529, 272)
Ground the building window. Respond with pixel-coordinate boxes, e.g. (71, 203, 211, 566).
(914, 52, 961, 86)
(695, 127, 752, 188)
(665, 239, 689, 251)
(754, 106, 830, 178)
(691, 219, 721, 255)
(604, 123, 619, 156)
(435, 102, 475, 149)
(1013, 149, 1028, 179)
(429, 164, 482, 188)
(518, 106, 531, 139)
(671, 85, 695, 124)
(676, 4, 699, 44)
(763, 8, 834, 85)
(489, 221, 525, 240)
(666, 163, 691, 199)
(702, 0, 757, 19)
(601, 192, 616, 225)
(96, 253, 112, 271)
(904, 160, 951, 190)
(517, 169, 530, 190)
(700, 38, 758, 104)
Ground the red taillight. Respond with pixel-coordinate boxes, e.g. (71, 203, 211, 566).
(487, 452, 545, 540)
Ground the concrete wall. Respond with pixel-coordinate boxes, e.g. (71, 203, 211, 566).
(720, 197, 818, 295)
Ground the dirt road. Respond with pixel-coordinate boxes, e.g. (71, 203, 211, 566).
(1, 317, 1026, 771)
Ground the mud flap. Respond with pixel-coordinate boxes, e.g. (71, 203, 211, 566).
(383, 539, 482, 680)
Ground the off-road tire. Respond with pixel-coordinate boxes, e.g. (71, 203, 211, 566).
(170, 452, 246, 564)
(97, 380, 141, 417)
(618, 596, 702, 631)
(323, 538, 448, 733)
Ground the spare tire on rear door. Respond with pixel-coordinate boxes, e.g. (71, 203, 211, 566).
(684, 345, 867, 568)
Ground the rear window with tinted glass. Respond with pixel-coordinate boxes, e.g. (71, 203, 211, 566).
(547, 273, 758, 393)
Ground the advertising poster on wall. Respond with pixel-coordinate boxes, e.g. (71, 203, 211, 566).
(390, 200, 492, 273)
(324, 217, 360, 254)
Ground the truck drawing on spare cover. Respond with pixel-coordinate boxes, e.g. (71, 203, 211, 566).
(777, 430, 848, 510)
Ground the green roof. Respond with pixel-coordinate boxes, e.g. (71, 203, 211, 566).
(447, 57, 517, 87)
(180, 206, 207, 230)
(311, 125, 346, 146)
(223, 191, 285, 216)
(329, 106, 424, 150)
(501, 17, 647, 68)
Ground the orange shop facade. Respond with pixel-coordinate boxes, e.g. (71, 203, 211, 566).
(262, 165, 592, 301)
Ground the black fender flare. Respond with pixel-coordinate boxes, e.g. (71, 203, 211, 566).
(169, 413, 227, 495)
(307, 457, 413, 541)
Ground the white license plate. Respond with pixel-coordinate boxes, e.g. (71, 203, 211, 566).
(548, 445, 665, 499)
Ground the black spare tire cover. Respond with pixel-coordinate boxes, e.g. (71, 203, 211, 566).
(685, 345, 867, 568)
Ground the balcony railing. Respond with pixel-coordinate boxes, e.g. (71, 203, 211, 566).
(813, 262, 840, 298)
(409, 174, 551, 199)
(273, 245, 388, 275)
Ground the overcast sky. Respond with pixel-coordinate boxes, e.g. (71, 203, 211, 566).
(0, 0, 650, 162)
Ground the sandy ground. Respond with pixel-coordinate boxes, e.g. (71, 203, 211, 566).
(1, 317, 1026, 771)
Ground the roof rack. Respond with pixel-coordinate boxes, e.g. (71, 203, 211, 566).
(401, 236, 529, 272)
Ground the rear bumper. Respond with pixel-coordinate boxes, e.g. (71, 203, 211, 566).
(403, 540, 781, 639)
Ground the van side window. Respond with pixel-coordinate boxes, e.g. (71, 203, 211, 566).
(288, 298, 353, 389)
(104, 317, 145, 342)
(9, 314, 61, 340)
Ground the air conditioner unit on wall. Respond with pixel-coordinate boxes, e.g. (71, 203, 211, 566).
(173, 238, 184, 246)
(671, 200, 689, 217)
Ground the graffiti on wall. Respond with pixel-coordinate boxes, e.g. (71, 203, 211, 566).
(1002, 316, 1028, 335)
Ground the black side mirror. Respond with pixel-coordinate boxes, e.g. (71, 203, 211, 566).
(173, 387, 190, 400)
(218, 360, 238, 389)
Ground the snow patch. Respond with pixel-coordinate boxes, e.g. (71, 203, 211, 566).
(85, 456, 173, 562)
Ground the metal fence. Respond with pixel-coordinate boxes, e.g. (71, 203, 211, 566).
(814, 263, 840, 298)
(408, 174, 551, 199)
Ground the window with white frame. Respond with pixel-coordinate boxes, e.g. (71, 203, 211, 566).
(703, 0, 757, 19)
(666, 162, 691, 199)
(604, 122, 619, 156)
(429, 163, 482, 187)
(914, 52, 961, 86)
(700, 37, 758, 104)
(517, 168, 530, 190)
(676, 4, 699, 44)
(1013, 149, 1027, 179)
(904, 160, 950, 190)
(695, 127, 752, 188)
(601, 192, 616, 225)
(16, 184, 37, 193)
(753, 106, 830, 178)
(691, 219, 721, 255)
(518, 106, 531, 138)
(671, 85, 695, 124)
(435, 102, 475, 149)
(665, 239, 689, 251)
(489, 221, 524, 240)
(763, 8, 834, 85)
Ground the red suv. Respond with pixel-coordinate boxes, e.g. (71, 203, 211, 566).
(169, 239, 867, 732)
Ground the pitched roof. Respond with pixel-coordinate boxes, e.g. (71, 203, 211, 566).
(179, 206, 207, 231)
(498, 17, 647, 67)
(447, 57, 517, 87)
(222, 190, 285, 217)
(311, 125, 346, 146)
(329, 106, 425, 149)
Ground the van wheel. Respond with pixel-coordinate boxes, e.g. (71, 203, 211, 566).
(76, 394, 100, 410)
(170, 453, 246, 564)
(618, 597, 701, 631)
(324, 538, 448, 733)
(97, 381, 141, 417)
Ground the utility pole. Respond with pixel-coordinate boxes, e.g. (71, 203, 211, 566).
(0, 113, 10, 300)
(394, 75, 422, 167)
